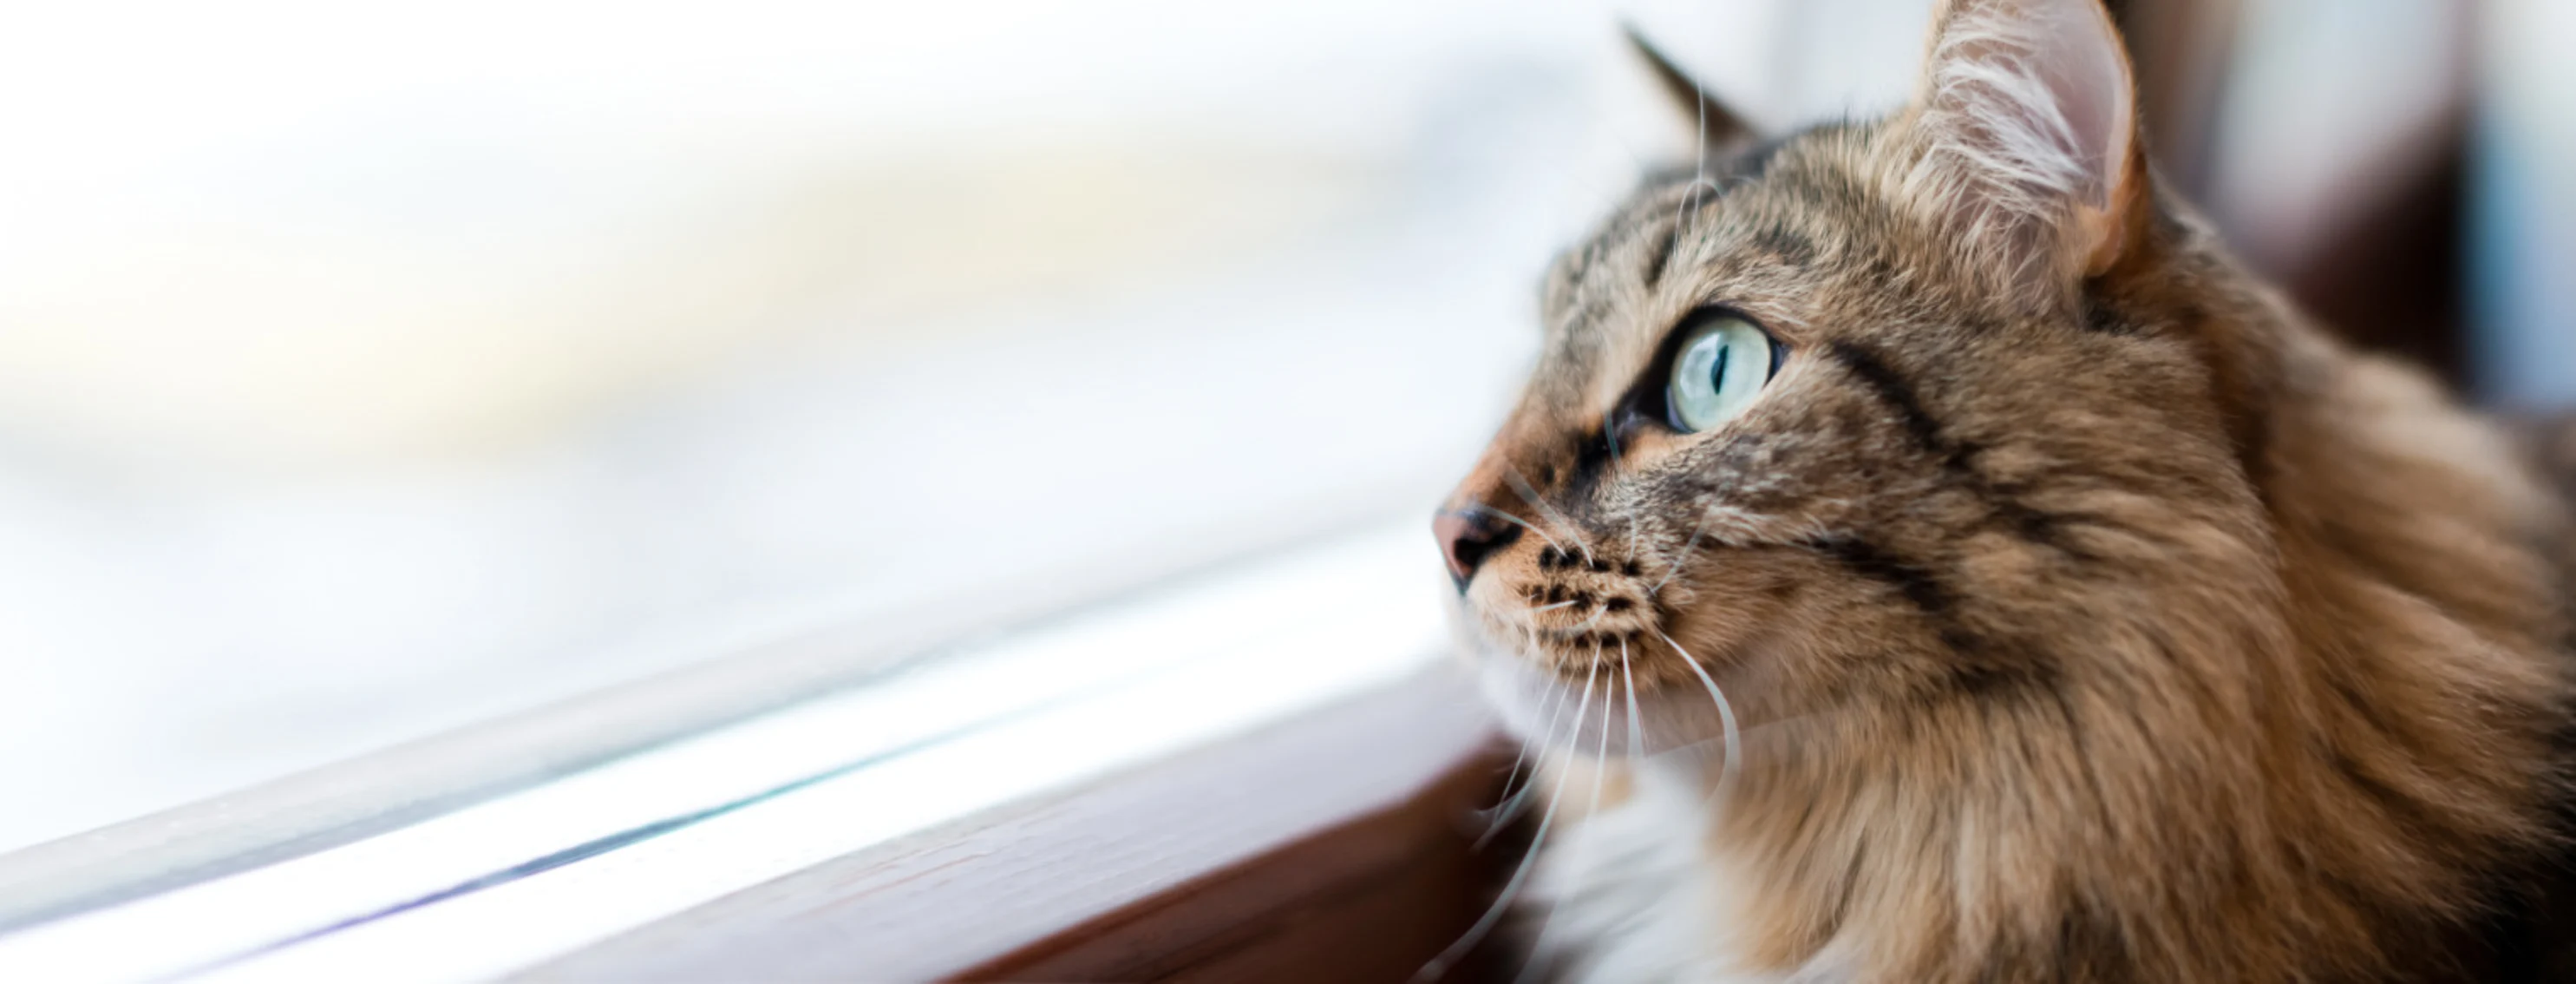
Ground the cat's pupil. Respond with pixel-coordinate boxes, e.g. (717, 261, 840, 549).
(1710, 344, 1730, 394)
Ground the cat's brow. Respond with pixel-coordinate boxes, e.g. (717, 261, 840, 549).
(1623, 135, 1800, 292)
(1745, 221, 1818, 269)
(1640, 220, 1681, 290)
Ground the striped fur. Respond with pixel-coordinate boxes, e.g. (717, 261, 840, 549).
(1439, 1, 2576, 981)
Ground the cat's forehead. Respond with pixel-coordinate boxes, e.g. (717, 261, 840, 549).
(1536, 122, 1896, 382)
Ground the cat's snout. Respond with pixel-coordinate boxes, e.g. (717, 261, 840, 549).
(1433, 507, 1521, 592)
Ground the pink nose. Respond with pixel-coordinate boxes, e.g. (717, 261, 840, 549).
(1433, 508, 1520, 592)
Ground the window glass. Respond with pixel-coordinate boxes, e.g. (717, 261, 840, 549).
(0, 0, 1939, 856)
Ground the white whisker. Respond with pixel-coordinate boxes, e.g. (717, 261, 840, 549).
(1652, 627, 1741, 803)
(1461, 502, 1571, 558)
(1622, 638, 1646, 758)
(1500, 465, 1599, 565)
(1667, 174, 1722, 263)
(1512, 670, 1616, 984)
(1557, 605, 1619, 637)
(1418, 664, 1600, 982)
(1491, 676, 1566, 792)
(1645, 525, 1708, 599)
(1477, 673, 1575, 846)
(1600, 409, 1651, 572)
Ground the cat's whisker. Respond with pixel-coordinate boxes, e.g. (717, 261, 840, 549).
(1419, 665, 1600, 983)
(1475, 674, 1575, 845)
(1622, 637, 1646, 758)
(1638, 712, 1814, 763)
(1494, 673, 1568, 792)
(1694, 62, 1708, 177)
(1602, 409, 1650, 570)
(1512, 670, 1617, 984)
(1500, 465, 1599, 566)
(1690, 59, 1717, 240)
(1475, 764, 1545, 848)
(1645, 525, 1710, 599)
(1668, 175, 1723, 253)
(1643, 498, 1771, 600)
(1651, 627, 1741, 803)
(1557, 605, 1618, 637)
(1529, 600, 1581, 613)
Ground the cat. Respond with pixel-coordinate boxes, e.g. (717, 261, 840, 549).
(1431, 0, 2576, 981)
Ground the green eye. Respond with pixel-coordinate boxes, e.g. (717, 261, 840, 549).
(1665, 314, 1779, 433)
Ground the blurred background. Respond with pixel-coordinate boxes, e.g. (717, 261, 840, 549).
(0, 0, 2564, 855)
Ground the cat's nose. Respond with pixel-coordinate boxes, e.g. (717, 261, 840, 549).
(1434, 508, 1521, 592)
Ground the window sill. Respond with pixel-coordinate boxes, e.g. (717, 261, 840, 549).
(532, 663, 1500, 982)
(0, 518, 1507, 982)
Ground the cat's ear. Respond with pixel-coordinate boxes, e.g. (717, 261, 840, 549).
(1625, 25, 1757, 153)
(1903, 0, 2148, 284)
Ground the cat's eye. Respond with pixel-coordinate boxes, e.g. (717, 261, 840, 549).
(1665, 314, 1780, 433)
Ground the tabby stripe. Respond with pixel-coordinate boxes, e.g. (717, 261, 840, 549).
(2080, 293, 2136, 335)
(1798, 532, 2003, 666)
(1632, 137, 1803, 292)
(1827, 340, 1948, 456)
(1749, 221, 1816, 268)
(1641, 220, 1680, 290)
(1828, 340, 2095, 558)
(1567, 424, 1615, 501)
(1798, 533, 1954, 620)
(2331, 750, 2455, 849)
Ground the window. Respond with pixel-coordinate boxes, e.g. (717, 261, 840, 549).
(0, 0, 1611, 860)
(2, 0, 2518, 980)
(3, 0, 1632, 974)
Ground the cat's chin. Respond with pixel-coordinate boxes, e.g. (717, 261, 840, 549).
(1472, 642, 1738, 761)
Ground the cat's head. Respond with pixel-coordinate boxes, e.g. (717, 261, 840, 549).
(1441, 0, 2275, 758)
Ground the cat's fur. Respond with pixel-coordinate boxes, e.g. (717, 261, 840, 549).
(1436, 1, 2576, 981)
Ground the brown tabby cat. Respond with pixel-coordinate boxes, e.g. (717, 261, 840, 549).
(1431, 0, 2576, 981)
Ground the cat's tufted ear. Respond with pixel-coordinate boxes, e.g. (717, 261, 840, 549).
(1902, 0, 2148, 285)
(1625, 25, 1757, 154)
